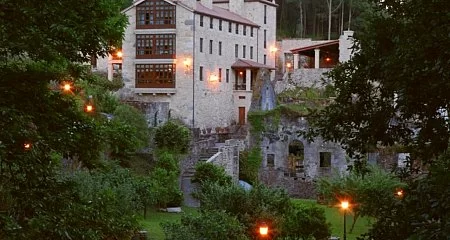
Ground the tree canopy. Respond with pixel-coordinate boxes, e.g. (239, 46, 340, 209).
(0, 0, 127, 62)
(306, 0, 450, 160)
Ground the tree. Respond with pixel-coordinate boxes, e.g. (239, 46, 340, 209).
(0, 0, 127, 62)
(306, 0, 450, 161)
(317, 166, 405, 232)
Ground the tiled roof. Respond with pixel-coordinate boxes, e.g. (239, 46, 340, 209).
(195, 3, 259, 27)
(213, 0, 278, 7)
(290, 40, 339, 53)
(231, 59, 275, 70)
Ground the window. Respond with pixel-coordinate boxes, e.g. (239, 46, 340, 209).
(264, 30, 267, 48)
(228, 21, 231, 32)
(200, 38, 203, 52)
(289, 140, 304, 172)
(219, 19, 222, 31)
(264, 54, 267, 64)
(250, 46, 253, 59)
(243, 45, 246, 58)
(209, 40, 213, 54)
(135, 64, 175, 88)
(219, 41, 222, 56)
(136, 0, 176, 29)
(235, 23, 239, 34)
(200, 15, 203, 26)
(219, 68, 222, 82)
(209, 16, 213, 29)
(235, 44, 238, 58)
(226, 69, 229, 83)
(267, 154, 275, 167)
(320, 152, 332, 167)
(243, 26, 246, 36)
(136, 34, 176, 59)
(264, 5, 267, 24)
(251, 27, 254, 37)
(199, 66, 203, 81)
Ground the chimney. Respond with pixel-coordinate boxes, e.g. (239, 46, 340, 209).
(229, 0, 244, 15)
(339, 30, 354, 63)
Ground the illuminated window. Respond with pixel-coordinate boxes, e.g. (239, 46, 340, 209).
(136, 0, 175, 29)
(136, 34, 176, 59)
(136, 64, 175, 88)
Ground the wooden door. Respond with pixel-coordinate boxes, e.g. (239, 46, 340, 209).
(239, 107, 245, 125)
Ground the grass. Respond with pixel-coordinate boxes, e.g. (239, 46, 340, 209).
(139, 200, 371, 240)
(138, 207, 198, 240)
(292, 199, 372, 240)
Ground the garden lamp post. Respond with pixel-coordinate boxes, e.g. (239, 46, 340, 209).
(341, 201, 349, 240)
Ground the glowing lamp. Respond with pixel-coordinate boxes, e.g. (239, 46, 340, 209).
(325, 57, 332, 62)
(85, 104, 94, 112)
(63, 83, 72, 92)
(270, 46, 278, 53)
(24, 143, 32, 150)
(397, 190, 403, 197)
(209, 74, 219, 82)
(341, 201, 349, 210)
(259, 223, 269, 236)
(116, 51, 123, 58)
(286, 62, 292, 68)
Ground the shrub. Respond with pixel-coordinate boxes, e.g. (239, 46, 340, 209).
(192, 162, 232, 187)
(149, 151, 183, 208)
(280, 203, 331, 240)
(239, 148, 262, 185)
(154, 121, 190, 154)
(162, 210, 249, 240)
(196, 182, 291, 238)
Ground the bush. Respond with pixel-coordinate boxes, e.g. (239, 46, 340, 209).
(196, 182, 291, 238)
(154, 121, 190, 154)
(280, 203, 331, 240)
(239, 148, 262, 185)
(162, 210, 249, 240)
(149, 151, 183, 208)
(192, 162, 232, 187)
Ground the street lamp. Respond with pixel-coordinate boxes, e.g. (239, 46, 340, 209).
(259, 222, 269, 238)
(341, 201, 349, 240)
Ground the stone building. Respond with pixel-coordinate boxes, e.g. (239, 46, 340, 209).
(96, 0, 278, 133)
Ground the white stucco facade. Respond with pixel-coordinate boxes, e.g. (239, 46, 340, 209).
(99, 0, 277, 131)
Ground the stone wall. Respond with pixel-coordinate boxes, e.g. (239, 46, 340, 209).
(259, 116, 347, 198)
(274, 68, 331, 93)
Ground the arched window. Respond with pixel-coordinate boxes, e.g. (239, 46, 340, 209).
(288, 140, 304, 172)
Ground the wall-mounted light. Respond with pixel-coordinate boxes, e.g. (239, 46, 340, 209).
(116, 51, 123, 58)
(209, 74, 219, 82)
(183, 58, 192, 74)
(325, 57, 332, 62)
(270, 46, 278, 53)
(286, 62, 293, 80)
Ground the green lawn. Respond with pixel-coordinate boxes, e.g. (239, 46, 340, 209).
(138, 207, 198, 240)
(292, 199, 372, 240)
(139, 200, 371, 240)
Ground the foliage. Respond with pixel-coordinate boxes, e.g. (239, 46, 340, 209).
(162, 210, 249, 240)
(149, 151, 183, 208)
(192, 162, 232, 187)
(195, 182, 291, 238)
(239, 148, 263, 185)
(360, 149, 450, 240)
(154, 121, 191, 154)
(0, 0, 127, 62)
(280, 203, 331, 240)
(305, 0, 450, 161)
(317, 165, 405, 226)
